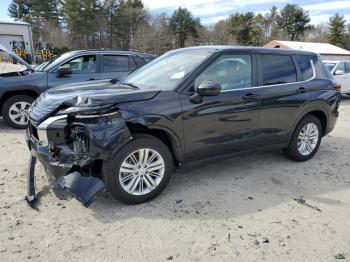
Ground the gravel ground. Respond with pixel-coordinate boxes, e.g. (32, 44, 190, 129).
(0, 99, 350, 262)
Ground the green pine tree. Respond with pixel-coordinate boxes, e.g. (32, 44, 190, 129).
(328, 13, 346, 47)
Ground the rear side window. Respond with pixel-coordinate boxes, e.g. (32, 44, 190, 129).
(103, 55, 129, 72)
(311, 55, 333, 80)
(260, 55, 297, 86)
(345, 62, 350, 73)
(129, 57, 138, 71)
(134, 55, 147, 67)
(295, 55, 314, 80)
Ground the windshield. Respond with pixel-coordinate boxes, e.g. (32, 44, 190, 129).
(324, 62, 336, 72)
(122, 49, 212, 90)
(36, 52, 75, 72)
(35, 56, 59, 71)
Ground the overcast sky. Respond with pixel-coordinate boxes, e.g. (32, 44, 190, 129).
(0, 0, 350, 25)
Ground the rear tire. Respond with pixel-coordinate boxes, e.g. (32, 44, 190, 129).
(2, 95, 34, 129)
(283, 115, 322, 162)
(102, 134, 174, 204)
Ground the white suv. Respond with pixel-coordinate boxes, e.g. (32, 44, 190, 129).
(323, 60, 350, 95)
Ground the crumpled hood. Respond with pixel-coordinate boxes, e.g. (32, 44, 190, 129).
(29, 80, 160, 124)
(44, 80, 160, 106)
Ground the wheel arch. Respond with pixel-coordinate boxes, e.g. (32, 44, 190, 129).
(126, 122, 184, 166)
(288, 108, 328, 144)
(306, 110, 327, 136)
(0, 90, 39, 114)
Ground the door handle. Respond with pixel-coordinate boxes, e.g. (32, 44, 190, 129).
(297, 87, 306, 93)
(88, 78, 95, 81)
(242, 93, 260, 100)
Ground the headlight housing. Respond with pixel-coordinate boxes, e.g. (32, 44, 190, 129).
(58, 104, 118, 118)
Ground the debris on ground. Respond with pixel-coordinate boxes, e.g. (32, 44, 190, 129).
(294, 197, 322, 212)
(335, 253, 346, 259)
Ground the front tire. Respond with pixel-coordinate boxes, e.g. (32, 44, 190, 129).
(283, 115, 322, 162)
(102, 134, 174, 204)
(2, 95, 34, 129)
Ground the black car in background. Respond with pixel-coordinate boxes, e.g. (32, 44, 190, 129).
(0, 45, 155, 128)
(26, 46, 341, 206)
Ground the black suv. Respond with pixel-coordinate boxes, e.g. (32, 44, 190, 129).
(0, 46, 155, 128)
(25, 46, 341, 206)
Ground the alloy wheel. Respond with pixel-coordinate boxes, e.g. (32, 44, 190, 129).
(119, 148, 165, 196)
(297, 123, 319, 156)
(8, 102, 31, 126)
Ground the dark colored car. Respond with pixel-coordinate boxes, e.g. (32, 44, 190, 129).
(0, 45, 155, 128)
(25, 46, 341, 206)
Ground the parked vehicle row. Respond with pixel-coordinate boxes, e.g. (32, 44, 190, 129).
(0, 44, 155, 128)
(323, 59, 350, 95)
(25, 46, 341, 206)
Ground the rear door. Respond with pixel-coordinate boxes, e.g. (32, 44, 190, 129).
(100, 54, 134, 80)
(254, 54, 314, 147)
(47, 54, 99, 88)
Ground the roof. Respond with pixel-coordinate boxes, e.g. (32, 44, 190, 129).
(176, 45, 316, 55)
(0, 20, 31, 26)
(265, 40, 350, 55)
(65, 49, 155, 57)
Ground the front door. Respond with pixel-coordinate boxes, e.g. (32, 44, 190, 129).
(180, 53, 261, 163)
(47, 54, 100, 88)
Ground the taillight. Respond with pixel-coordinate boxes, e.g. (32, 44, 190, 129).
(332, 83, 341, 92)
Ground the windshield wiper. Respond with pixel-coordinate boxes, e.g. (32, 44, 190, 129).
(120, 82, 139, 90)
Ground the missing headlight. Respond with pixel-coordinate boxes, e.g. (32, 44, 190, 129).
(66, 125, 89, 163)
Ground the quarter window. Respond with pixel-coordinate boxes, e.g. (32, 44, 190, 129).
(195, 54, 252, 91)
(260, 55, 297, 86)
(58, 55, 96, 73)
(345, 62, 350, 73)
(103, 55, 129, 72)
(295, 55, 313, 80)
(134, 56, 147, 67)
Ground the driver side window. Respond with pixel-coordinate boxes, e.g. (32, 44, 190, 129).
(195, 54, 252, 91)
(58, 55, 96, 74)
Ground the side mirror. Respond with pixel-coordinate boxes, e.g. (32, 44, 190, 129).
(190, 81, 221, 104)
(334, 69, 344, 75)
(57, 67, 72, 77)
(110, 78, 120, 84)
(196, 81, 221, 96)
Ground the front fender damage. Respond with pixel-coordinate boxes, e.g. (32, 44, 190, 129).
(26, 113, 132, 207)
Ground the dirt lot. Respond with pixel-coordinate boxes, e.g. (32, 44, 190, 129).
(0, 99, 350, 262)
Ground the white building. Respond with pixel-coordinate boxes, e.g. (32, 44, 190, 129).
(265, 40, 350, 60)
(0, 21, 34, 61)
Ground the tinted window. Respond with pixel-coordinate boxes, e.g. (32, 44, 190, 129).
(336, 62, 345, 72)
(260, 55, 296, 85)
(312, 56, 333, 80)
(134, 55, 147, 67)
(324, 62, 336, 72)
(59, 55, 96, 74)
(195, 54, 252, 91)
(129, 57, 138, 71)
(345, 62, 350, 73)
(103, 55, 129, 72)
(295, 55, 313, 80)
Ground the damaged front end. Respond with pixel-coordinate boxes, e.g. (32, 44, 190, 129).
(25, 102, 132, 207)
